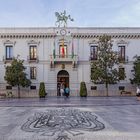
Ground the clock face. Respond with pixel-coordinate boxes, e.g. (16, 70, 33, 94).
(60, 29, 66, 35)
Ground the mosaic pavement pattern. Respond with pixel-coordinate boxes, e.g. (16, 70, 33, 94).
(1, 97, 140, 140)
(21, 108, 105, 140)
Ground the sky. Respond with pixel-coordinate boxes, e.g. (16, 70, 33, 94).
(0, 0, 140, 27)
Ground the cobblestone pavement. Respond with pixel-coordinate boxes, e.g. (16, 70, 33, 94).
(0, 97, 140, 140)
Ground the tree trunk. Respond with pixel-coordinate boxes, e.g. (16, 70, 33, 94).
(105, 64, 109, 96)
(105, 82, 109, 96)
(18, 85, 20, 98)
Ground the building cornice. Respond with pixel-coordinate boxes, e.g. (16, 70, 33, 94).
(71, 33, 140, 39)
(0, 33, 140, 39)
(0, 33, 56, 39)
(0, 27, 140, 39)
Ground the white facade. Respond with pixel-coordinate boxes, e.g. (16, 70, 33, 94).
(0, 27, 140, 97)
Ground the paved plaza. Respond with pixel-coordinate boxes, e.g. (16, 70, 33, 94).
(0, 97, 140, 140)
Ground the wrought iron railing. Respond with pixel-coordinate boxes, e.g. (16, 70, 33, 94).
(3, 56, 14, 63)
(50, 54, 78, 68)
(27, 55, 39, 63)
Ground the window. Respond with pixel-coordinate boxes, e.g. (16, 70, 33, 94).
(59, 45, 67, 57)
(119, 67, 125, 80)
(90, 45, 98, 60)
(119, 86, 125, 90)
(6, 86, 12, 90)
(30, 45, 37, 60)
(6, 45, 13, 60)
(91, 86, 97, 90)
(118, 46, 125, 62)
(30, 67, 37, 79)
(30, 86, 36, 90)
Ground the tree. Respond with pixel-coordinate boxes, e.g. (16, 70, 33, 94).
(130, 55, 140, 85)
(91, 34, 121, 96)
(4, 57, 31, 98)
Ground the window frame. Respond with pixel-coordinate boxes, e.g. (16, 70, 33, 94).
(29, 45, 37, 60)
(5, 45, 13, 60)
(118, 45, 125, 62)
(30, 67, 37, 80)
(90, 45, 98, 60)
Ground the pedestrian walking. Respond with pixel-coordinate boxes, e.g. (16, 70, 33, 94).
(136, 86, 140, 96)
(65, 86, 70, 97)
(60, 84, 64, 96)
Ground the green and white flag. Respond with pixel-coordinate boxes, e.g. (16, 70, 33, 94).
(71, 41, 74, 58)
(53, 41, 56, 59)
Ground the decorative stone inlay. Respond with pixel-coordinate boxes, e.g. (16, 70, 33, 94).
(21, 108, 105, 140)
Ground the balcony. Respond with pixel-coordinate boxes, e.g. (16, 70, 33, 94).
(3, 56, 14, 63)
(50, 54, 78, 68)
(27, 56, 39, 63)
(89, 56, 98, 61)
(118, 56, 129, 64)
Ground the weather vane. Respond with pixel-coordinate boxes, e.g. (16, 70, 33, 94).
(55, 10, 74, 27)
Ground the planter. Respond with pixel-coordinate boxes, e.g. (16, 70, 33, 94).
(39, 82, 46, 98)
(80, 95, 87, 97)
(80, 82, 87, 97)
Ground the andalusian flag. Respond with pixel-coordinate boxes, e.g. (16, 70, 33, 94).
(53, 41, 56, 59)
(71, 41, 74, 58)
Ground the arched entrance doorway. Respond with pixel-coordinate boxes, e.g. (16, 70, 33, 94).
(57, 70, 69, 96)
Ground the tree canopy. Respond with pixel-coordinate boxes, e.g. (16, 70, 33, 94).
(91, 34, 123, 96)
(4, 58, 31, 98)
(130, 55, 140, 85)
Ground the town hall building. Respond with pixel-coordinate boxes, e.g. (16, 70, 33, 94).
(0, 27, 140, 97)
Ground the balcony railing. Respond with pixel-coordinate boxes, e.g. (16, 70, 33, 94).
(50, 54, 78, 68)
(27, 56, 39, 63)
(118, 56, 129, 63)
(89, 55, 129, 63)
(89, 56, 98, 61)
(51, 55, 78, 62)
(3, 56, 14, 63)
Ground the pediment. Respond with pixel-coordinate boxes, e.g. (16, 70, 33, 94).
(27, 40, 40, 45)
(117, 40, 129, 45)
(3, 40, 16, 45)
(89, 40, 98, 45)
